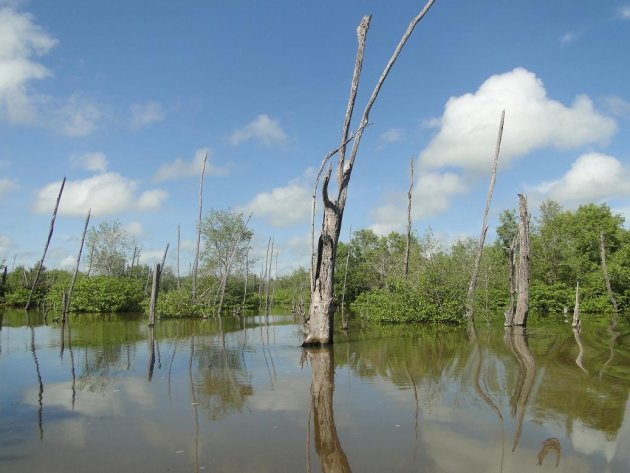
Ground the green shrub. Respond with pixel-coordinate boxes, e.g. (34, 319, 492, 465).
(47, 276, 145, 313)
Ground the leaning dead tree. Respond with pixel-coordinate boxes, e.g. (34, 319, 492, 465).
(513, 194, 530, 326)
(26, 177, 66, 310)
(572, 281, 581, 330)
(304, 0, 437, 346)
(404, 159, 414, 279)
(599, 232, 618, 312)
(465, 110, 505, 322)
(63, 209, 91, 321)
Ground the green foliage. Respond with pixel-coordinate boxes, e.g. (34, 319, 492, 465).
(153, 287, 202, 318)
(529, 282, 572, 314)
(47, 275, 144, 313)
(86, 220, 136, 276)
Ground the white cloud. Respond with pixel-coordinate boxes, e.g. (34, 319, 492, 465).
(33, 173, 168, 216)
(130, 101, 164, 129)
(49, 93, 103, 136)
(560, 32, 577, 45)
(420, 68, 616, 172)
(369, 171, 468, 235)
(237, 182, 311, 227)
(153, 148, 226, 182)
(70, 151, 108, 172)
(617, 6, 630, 20)
(125, 221, 144, 238)
(0, 6, 56, 123)
(600, 95, 630, 118)
(533, 152, 630, 203)
(0, 177, 18, 198)
(229, 114, 287, 146)
(0, 7, 103, 135)
(378, 128, 404, 148)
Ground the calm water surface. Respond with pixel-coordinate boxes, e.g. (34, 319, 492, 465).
(1, 309, 630, 472)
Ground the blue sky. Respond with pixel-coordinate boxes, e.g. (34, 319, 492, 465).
(1, 0, 629, 275)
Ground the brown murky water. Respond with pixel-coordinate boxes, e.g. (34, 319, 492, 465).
(1, 309, 629, 472)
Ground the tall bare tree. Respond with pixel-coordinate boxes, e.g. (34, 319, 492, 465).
(304, 0, 437, 346)
(404, 159, 414, 279)
(513, 194, 530, 326)
(465, 110, 505, 322)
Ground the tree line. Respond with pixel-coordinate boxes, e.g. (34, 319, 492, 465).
(1, 200, 626, 323)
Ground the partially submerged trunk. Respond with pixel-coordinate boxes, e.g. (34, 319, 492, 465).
(572, 281, 580, 330)
(305, 1, 437, 346)
(513, 194, 530, 326)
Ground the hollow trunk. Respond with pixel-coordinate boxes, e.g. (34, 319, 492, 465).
(513, 194, 530, 326)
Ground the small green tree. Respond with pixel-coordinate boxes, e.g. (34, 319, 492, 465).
(85, 220, 136, 276)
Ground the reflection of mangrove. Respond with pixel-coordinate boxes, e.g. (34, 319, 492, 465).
(506, 326, 536, 452)
(193, 337, 253, 421)
(308, 348, 351, 473)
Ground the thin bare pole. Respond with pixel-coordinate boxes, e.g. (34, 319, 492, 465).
(177, 224, 181, 289)
(242, 250, 249, 308)
(26, 177, 66, 310)
(572, 281, 581, 330)
(465, 110, 505, 321)
(160, 243, 170, 276)
(341, 225, 352, 330)
(265, 238, 274, 311)
(404, 159, 414, 278)
(192, 153, 208, 302)
(599, 232, 618, 312)
(63, 209, 91, 321)
(148, 263, 161, 327)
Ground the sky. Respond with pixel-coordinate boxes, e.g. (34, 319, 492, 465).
(1, 0, 630, 275)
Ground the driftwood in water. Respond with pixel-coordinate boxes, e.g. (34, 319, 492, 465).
(63, 209, 91, 321)
(513, 194, 530, 326)
(305, 1, 437, 346)
(465, 110, 505, 322)
(404, 159, 414, 279)
(192, 153, 208, 302)
(599, 232, 618, 312)
(148, 262, 161, 327)
(26, 177, 66, 310)
(572, 281, 580, 330)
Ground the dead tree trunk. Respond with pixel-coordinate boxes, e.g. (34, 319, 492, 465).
(465, 110, 505, 321)
(513, 194, 530, 326)
(26, 177, 66, 310)
(177, 225, 181, 289)
(148, 263, 161, 327)
(599, 232, 618, 312)
(404, 159, 414, 279)
(160, 243, 169, 278)
(305, 1, 437, 346)
(504, 235, 517, 326)
(242, 250, 249, 309)
(63, 209, 91, 321)
(192, 153, 208, 302)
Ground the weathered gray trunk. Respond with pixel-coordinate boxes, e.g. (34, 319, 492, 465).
(599, 232, 618, 312)
(305, 1, 436, 345)
(404, 159, 414, 279)
(192, 153, 207, 302)
(513, 194, 530, 326)
(148, 262, 161, 327)
(504, 236, 517, 326)
(465, 110, 505, 321)
(63, 209, 91, 321)
(26, 177, 66, 310)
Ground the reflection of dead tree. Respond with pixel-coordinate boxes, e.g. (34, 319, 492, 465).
(536, 437, 561, 467)
(67, 320, 76, 410)
(29, 322, 44, 440)
(404, 361, 420, 440)
(307, 347, 352, 473)
(572, 328, 587, 375)
(509, 327, 536, 452)
(599, 320, 620, 379)
(189, 335, 200, 473)
(147, 326, 156, 381)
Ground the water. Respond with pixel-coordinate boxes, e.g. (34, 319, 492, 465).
(1, 309, 629, 472)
